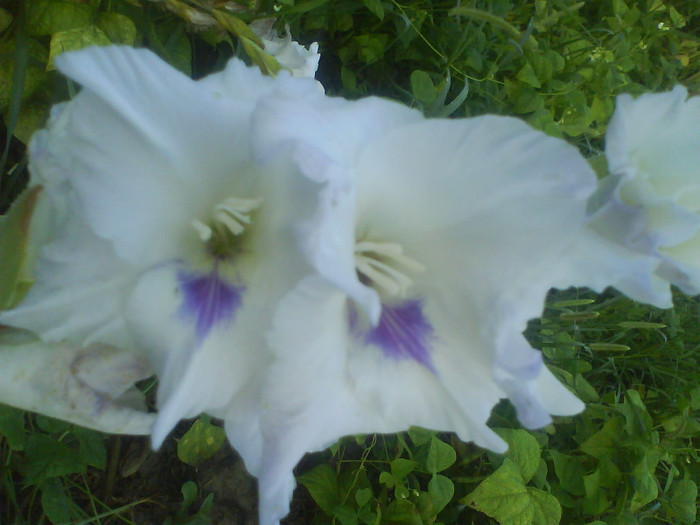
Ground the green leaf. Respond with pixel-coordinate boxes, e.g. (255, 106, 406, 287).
(462, 458, 531, 524)
(0, 185, 41, 310)
(40, 478, 84, 524)
(408, 426, 433, 446)
(580, 417, 625, 459)
(549, 450, 585, 496)
(428, 474, 454, 514)
(497, 429, 541, 483)
(517, 62, 541, 88)
(355, 487, 371, 507)
(618, 389, 653, 436)
(19, 434, 87, 485)
(384, 499, 421, 524)
(48, 25, 111, 69)
(96, 12, 137, 45)
(362, 0, 384, 20)
(410, 70, 436, 105)
(390, 458, 417, 481)
(181, 480, 198, 509)
(73, 427, 107, 469)
(176, 417, 226, 467)
(527, 487, 562, 525)
(0, 405, 26, 450)
(27, 0, 94, 36)
(425, 435, 456, 473)
(0, 8, 12, 33)
(670, 479, 697, 524)
(298, 463, 339, 516)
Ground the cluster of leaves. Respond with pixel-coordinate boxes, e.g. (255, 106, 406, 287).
(280, 0, 700, 146)
(0, 406, 116, 523)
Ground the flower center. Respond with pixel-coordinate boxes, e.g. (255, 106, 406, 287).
(191, 196, 261, 257)
(354, 240, 425, 298)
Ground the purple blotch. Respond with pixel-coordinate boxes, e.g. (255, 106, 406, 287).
(364, 299, 435, 372)
(177, 269, 244, 342)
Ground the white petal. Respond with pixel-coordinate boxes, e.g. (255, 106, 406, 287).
(0, 187, 136, 347)
(0, 328, 154, 435)
(592, 86, 700, 295)
(259, 276, 508, 525)
(50, 46, 265, 266)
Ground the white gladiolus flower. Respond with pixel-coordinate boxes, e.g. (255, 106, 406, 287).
(0, 46, 320, 462)
(588, 85, 700, 301)
(248, 91, 659, 523)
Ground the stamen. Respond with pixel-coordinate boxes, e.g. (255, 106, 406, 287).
(191, 196, 262, 253)
(191, 219, 213, 242)
(354, 241, 425, 297)
(213, 197, 262, 236)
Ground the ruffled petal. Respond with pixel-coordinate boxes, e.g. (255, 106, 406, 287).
(589, 86, 700, 296)
(49, 46, 268, 266)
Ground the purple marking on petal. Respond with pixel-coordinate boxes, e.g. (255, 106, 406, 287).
(365, 300, 435, 372)
(177, 270, 244, 342)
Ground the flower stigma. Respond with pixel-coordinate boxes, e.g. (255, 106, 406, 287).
(354, 240, 425, 298)
(191, 196, 262, 258)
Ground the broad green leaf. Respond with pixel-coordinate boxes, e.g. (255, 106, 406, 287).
(618, 389, 653, 436)
(0, 404, 26, 450)
(27, 0, 94, 36)
(497, 429, 541, 483)
(96, 12, 137, 45)
(528, 487, 561, 525)
(580, 417, 625, 459)
(330, 504, 358, 525)
(362, 0, 385, 20)
(390, 458, 417, 481)
(40, 478, 84, 524)
(48, 25, 111, 69)
(462, 458, 532, 524)
(73, 427, 107, 469)
(408, 426, 433, 446)
(517, 61, 541, 88)
(355, 487, 371, 507)
(425, 435, 456, 473)
(410, 70, 436, 105)
(384, 499, 421, 524)
(583, 469, 611, 515)
(176, 417, 226, 466)
(19, 434, 87, 485)
(549, 450, 585, 496)
(298, 463, 339, 516)
(0, 186, 41, 310)
(428, 474, 454, 514)
(670, 479, 697, 524)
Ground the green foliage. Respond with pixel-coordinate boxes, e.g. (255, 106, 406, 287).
(0, 409, 112, 523)
(176, 415, 226, 467)
(1, 1, 699, 524)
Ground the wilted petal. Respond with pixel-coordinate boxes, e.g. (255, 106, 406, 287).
(0, 327, 154, 434)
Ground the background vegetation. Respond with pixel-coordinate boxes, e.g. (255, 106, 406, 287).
(0, 0, 698, 523)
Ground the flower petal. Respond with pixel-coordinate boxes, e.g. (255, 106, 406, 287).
(259, 276, 508, 525)
(0, 327, 154, 435)
(50, 46, 269, 266)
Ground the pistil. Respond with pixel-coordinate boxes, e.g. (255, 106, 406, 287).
(191, 196, 262, 257)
